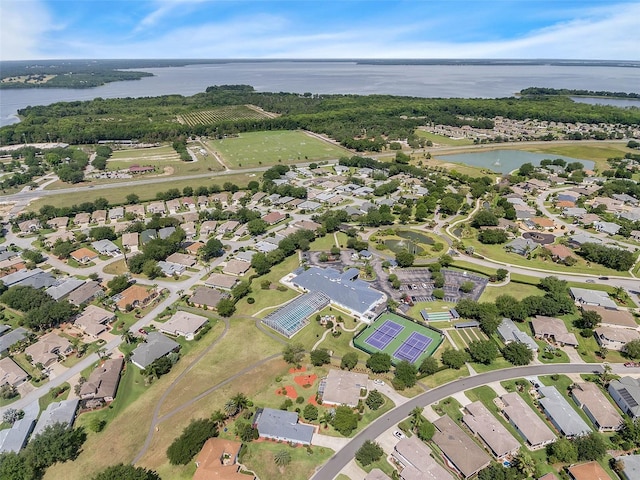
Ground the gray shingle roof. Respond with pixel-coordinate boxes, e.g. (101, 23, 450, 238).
(254, 407, 314, 445)
(130, 332, 179, 369)
(538, 386, 591, 437)
(31, 398, 80, 438)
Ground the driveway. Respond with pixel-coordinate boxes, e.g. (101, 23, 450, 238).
(311, 433, 351, 450)
(368, 379, 409, 407)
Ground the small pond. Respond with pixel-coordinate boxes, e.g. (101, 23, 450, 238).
(384, 239, 424, 255)
(396, 230, 435, 245)
(437, 149, 595, 174)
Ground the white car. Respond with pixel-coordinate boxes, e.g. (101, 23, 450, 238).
(373, 379, 385, 386)
(393, 431, 405, 439)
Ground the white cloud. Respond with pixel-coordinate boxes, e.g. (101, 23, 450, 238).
(134, 0, 209, 33)
(0, 0, 53, 60)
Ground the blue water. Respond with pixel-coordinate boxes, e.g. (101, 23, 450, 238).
(437, 149, 595, 174)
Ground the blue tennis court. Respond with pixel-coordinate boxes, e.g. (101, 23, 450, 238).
(364, 320, 404, 350)
(393, 332, 433, 364)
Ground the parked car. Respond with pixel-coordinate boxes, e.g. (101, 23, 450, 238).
(373, 379, 385, 386)
(393, 431, 405, 439)
(625, 362, 640, 367)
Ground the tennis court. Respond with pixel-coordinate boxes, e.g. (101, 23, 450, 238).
(354, 311, 443, 365)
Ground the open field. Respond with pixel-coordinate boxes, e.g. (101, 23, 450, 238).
(207, 131, 351, 168)
(27, 173, 254, 212)
(177, 105, 272, 126)
(480, 281, 542, 303)
(107, 145, 224, 175)
(522, 143, 637, 171)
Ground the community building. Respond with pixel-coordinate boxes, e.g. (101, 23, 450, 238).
(319, 369, 368, 407)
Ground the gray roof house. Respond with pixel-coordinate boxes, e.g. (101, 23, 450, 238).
(252, 407, 314, 445)
(17, 271, 57, 289)
(570, 288, 617, 309)
(392, 436, 454, 480)
(1, 268, 45, 287)
(497, 318, 539, 351)
(31, 398, 80, 438)
(0, 402, 38, 453)
(593, 221, 621, 236)
(608, 377, 640, 419)
(45, 277, 85, 301)
(0, 327, 29, 355)
(538, 386, 591, 438)
(92, 239, 121, 256)
(616, 454, 640, 480)
(67, 281, 103, 306)
(505, 238, 538, 256)
(130, 332, 180, 369)
(500, 392, 555, 449)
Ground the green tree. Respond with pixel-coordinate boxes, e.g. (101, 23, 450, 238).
(496, 268, 508, 281)
(310, 348, 331, 366)
(467, 340, 499, 365)
(365, 390, 384, 410)
(355, 440, 384, 466)
(273, 449, 291, 467)
(303, 404, 319, 421)
(251, 252, 272, 275)
(92, 464, 161, 480)
(201, 238, 224, 260)
(27, 423, 87, 470)
(502, 342, 534, 366)
(395, 250, 415, 267)
(419, 356, 439, 375)
(546, 438, 578, 463)
(366, 352, 392, 373)
(247, 219, 268, 236)
(216, 298, 236, 317)
(231, 281, 251, 300)
(166, 418, 217, 465)
(577, 309, 602, 329)
(126, 194, 140, 205)
(332, 405, 359, 436)
(106, 275, 129, 296)
(417, 420, 436, 441)
(341, 352, 359, 370)
(459, 280, 475, 293)
(283, 343, 305, 366)
(394, 360, 418, 388)
(575, 432, 607, 461)
(512, 451, 536, 478)
(626, 339, 640, 359)
(441, 348, 469, 369)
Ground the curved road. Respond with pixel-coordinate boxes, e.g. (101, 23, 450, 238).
(312, 363, 603, 480)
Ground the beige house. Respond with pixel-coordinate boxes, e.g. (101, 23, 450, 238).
(158, 311, 208, 340)
(500, 392, 556, 449)
(0, 357, 29, 387)
(572, 382, 623, 432)
(204, 273, 238, 290)
(74, 305, 116, 338)
(392, 436, 453, 480)
(531, 315, 579, 346)
(320, 369, 368, 407)
(121, 232, 139, 252)
(223, 259, 251, 276)
(79, 357, 124, 404)
(595, 326, 640, 351)
(462, 401, 520, 459)
(25, 332, 74, 368)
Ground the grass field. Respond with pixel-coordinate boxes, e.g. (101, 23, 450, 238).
(107, 144, 224, 176)
(479, 281, 542, 303)
(354, 312, 444, 366)
(28, 173, 254, 212)
(207, 131, 350, 168)
(522, 142, 636, 171)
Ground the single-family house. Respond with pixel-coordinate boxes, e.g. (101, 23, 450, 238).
(185, 241, 204, 255)
(0, 327, 28, 356)
(500, 392, 555, 449)
(571, 382, 623, 431)
(91, 210, 107, 224)
(193, 438, 251, 480)
(121, 232, 139, 252)
(529, 217, 556, 230)
(47, 217, 69, 230)
(392, 436, 454, 480)
(158, 311, 208, 340)
(190, 286, 226, 308)
(157, 261, 185, 276)
(538, 386, 591, 437)
(595, 326, 640, 351)
(158, 226, 176, 240)
(570, 288, 617, 309)
(497, 318, 538, 351)
(165, 252, 197, 267)
(74, 305, 116, 338)
(125, 204, 145, 218)
(17, 219, 40, 235)
(130, 332, 180, 369)
(25, 332, 74, 368)
(609, 377, 640, 419)
(567, 461, 612, 480)
(79, 357, 124, 404)
(74, 212, 91, 227)
(147, 201, 166, 215)
(252, 407, 314, 445)
(223, 259, 251, 277)
(593, 221, 621, 236)
(319, 370, 368, 407)
(568, 234, 602, 248)
(67, 281, 103, 306)
(616, 454, 640, 480)
(0, 357, 29, 387)
(31, 399, 79, 438)
(545, 244, 574, 262)
(583, 306, 637, 328)
(262, 211, 286, 225)
(218, 221, 240, 234)
(70, 247, 98, 264)
(462, 401, 520, 458)
(166, 199, 181, 214)
(108, 207, 124, 221)
(200, 221, 218, 236)
(114, 284, 157, 311)
(45, 277, 84, 301)
(91, 239, 121, 256)
(140, 229, 157, 244)
(530, 315, 579, 347)
(432, 415, 491, 479)
(505, 238, 538, 256)
(204, 273, 238, 291)
(182, 221, 197, 240)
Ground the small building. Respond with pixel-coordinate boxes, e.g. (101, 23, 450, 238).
(570, 288, 617, 309)
(45, 277, 84, 301)
(121, 232, 139, 252)
(74, 305, 116, 338)
(497, 318, 539, 351)
(67, 281, 103, 306)
(392, 436, 454, 480)
(70, 247, 98, 264)
(223, 259, 251, 276)
(567, 461, 612, 480)
(193, 438, 251, 480)
(25, 332, 74, 368)
(159, 311, 208, 340)
(538, 386, 591, 438)
(0, 357, 29, 387)
(500, 392, 555, 449)
(319, 369, 368, 407)
(130, 332, 180, 369)
(31, 399, 79, 438)
(190, 286, 226, 308)
(432, 415, 491, 479)
(253, 407, 314, 445)
(79, 357, 124, 404)
(462, 401, 520, 458)
(608, 377, 640, 419)
(204, 273, 239, 291)
(595, 326, 640, 351)
(114, 284, 157, 311)
(531, 315, 578, 347)
(571, 382, 623, 432)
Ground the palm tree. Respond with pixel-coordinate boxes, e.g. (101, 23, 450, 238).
(121, 331, 135, 344)
(513, 451, 536, 477)
(232, 393, 249, 413)
(319, 412, 333, 429)
(410, 407, 423, 432)
(210, 410, 226, 428)
(224, 399, 238, 418)
(274, 449, 291, 467)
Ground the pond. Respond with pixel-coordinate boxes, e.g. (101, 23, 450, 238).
(396, 230, 435, 245)
(384, 239, 424, 255)
(436, 149, 595, 174)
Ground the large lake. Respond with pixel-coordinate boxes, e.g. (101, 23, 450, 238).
(2, 62, 639, 126)
(437, 150, 595, 174)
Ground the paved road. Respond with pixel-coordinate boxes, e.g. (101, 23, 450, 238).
(312, 363, 603, 480)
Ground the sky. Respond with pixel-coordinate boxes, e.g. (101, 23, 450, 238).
(1, 0, 640, 61)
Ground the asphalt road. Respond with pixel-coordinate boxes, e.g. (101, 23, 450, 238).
(312, 363, 603, 480)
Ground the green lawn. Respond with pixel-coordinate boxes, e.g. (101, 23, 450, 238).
(414, 130, 474, 146)
(208, 131, 351, 168)
(522, 142, 636, 171)
(28, 173, 254, 212)
(431, 397, 464, 422)
(480, 281, 543, 303)
(240, 440, 334, 480)
(361, 456, 397, 477)
(38, 382, 71, 411)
